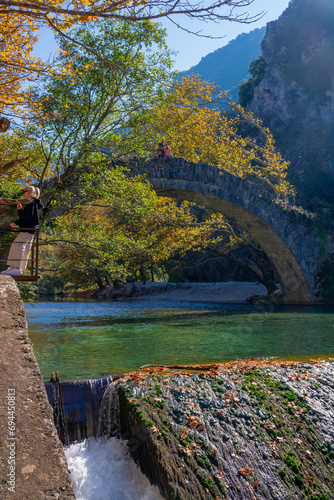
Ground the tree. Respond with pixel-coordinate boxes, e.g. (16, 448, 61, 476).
(23, 19, 175, 219)
(0, 13, 45, 175)
(0, 13, 42, 115)
(0, 130, 50, 185)
(139, 74, 293, 199)
(238, 55, 266, 107)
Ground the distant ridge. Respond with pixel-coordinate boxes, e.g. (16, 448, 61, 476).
(179, 27, 266, 101)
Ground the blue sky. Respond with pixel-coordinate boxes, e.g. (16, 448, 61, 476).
(34, 0, 290, 72)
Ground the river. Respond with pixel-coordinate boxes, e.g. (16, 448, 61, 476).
(25, 300, 334, 381)
(25, 299, 334, 500)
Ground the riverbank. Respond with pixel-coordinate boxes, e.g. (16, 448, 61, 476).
(92, 281, 270, 303)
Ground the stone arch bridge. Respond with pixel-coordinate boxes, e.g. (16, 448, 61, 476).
(124, 157, 325, 305)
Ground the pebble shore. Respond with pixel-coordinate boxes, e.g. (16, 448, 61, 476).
(93, 281, 269, 302)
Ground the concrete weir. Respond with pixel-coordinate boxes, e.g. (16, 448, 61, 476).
(0, 276, 75, 499)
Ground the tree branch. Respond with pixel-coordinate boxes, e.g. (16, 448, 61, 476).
(0, 156, 30, 176)
(0, 0, 263, 26)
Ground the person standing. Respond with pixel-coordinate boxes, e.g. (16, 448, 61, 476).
(1, 186, 43, 276)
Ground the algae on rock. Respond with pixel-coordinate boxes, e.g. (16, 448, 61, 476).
(117, 360, 334, 499)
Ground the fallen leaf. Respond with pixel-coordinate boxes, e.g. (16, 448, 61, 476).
(239, 467, 254, 476)
(180, 429, 188, 439)
(264, 422, 276, 430)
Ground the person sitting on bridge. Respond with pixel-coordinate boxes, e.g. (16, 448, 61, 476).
(157, 142, 172, 158)
(1, 186, 43, 276)
(157, 142, 166, 158)
(164, 143, 172, 158)
(0, 117, 10, 133)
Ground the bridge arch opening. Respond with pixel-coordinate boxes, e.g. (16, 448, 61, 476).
(155, 187, 313, 304)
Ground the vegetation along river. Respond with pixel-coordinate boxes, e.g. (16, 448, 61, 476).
(25, 300, 334, 380)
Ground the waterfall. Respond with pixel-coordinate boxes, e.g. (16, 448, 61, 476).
(46, 378, 69, 444)
(64, 437, 164, 500)
(45, 375, 113, 444)
(55, 378, 163, 499)
(97, 382, 120, 438)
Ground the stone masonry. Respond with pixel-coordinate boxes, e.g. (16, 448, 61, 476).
(125, 157, 324, 305)
(0, 276, 75, 499)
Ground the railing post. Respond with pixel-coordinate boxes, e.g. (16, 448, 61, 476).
(31, 234, 35, 275)
(35, 230, 39, 277)
(0, 227, 39, 280)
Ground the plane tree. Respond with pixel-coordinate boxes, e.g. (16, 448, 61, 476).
(22, 19, 175, 217)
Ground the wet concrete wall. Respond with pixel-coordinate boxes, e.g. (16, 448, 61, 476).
(0, 276, 75, 499)
(45, 376, 113, 445)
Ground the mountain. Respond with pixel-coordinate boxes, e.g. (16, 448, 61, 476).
(246, 0, 334, 216)
(179, 27, 265, 101)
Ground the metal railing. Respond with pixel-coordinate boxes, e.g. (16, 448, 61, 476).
(0, 228, 39, 281)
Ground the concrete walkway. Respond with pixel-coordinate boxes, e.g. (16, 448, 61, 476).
(0, 276, 75, 499)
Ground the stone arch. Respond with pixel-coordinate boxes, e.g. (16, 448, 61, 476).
(126, 158, 320, 305)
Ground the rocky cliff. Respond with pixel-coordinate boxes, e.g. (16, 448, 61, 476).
(246, 0, 334, 213)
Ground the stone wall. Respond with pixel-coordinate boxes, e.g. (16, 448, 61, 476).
(0, 276, 75, 499)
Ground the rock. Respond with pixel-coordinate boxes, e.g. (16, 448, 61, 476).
(248, 0, 334, 199)
(116, 359, 334, 499)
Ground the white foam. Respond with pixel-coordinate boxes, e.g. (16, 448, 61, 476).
(65, 437, 164, 500)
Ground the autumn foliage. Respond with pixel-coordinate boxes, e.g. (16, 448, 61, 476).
(145, 75, 293, 199)
(0, 12, 43, 116)
(0, 0, 261, 120)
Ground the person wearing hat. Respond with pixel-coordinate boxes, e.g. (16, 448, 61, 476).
(1, 186, 43, 276)
(0, 117, 10, 133)
(157, 142, 166, 158)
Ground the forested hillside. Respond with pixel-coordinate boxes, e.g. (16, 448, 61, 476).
(179, 27, 265, 100)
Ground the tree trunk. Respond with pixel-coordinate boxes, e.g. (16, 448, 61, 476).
(140, 268, 146, 285)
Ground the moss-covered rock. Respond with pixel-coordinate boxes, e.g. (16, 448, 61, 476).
(117, 360, 334, 499)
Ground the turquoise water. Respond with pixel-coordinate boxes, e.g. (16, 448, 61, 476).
(25, 300, 334, 380)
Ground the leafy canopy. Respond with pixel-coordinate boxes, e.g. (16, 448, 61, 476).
(21, 19, 174, 217)
(140, 75, 293, 199)
(0, 13, 44, 117)
(46, 163, 229, 288)
(0, 0, 262, 122)
(0, 130, 48, 191)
